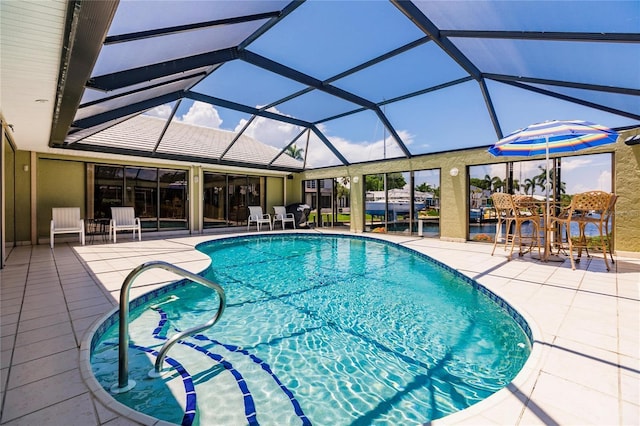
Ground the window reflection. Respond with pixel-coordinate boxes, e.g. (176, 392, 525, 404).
(414, 169, 441, 237)
(202, 172, 265, 228)
(304, 178, 334, 227)
(203, 173, 227, 228)
(159, 169, 186, 230)
(92, 164, 188, 231)
(468, 154, 613, 242)
(363, 170, 440, 236)
(468, 164, 508, 242)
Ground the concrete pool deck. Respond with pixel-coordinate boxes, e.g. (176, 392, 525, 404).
(1, 230, 638, 425)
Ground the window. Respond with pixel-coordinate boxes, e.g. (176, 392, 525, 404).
(159, 169, 187, 229)
(414, 169, 441, 237)
(204, 172, 265, 227)
(92, 164, 188, 231)
(364, 171, 436, 236)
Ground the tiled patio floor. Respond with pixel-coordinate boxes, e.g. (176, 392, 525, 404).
(1, 230, 638, 425)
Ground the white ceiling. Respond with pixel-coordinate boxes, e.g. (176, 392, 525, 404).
(0, 0, 67, 151)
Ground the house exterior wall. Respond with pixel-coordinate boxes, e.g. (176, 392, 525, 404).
(614, 130, 640, 256)
(6, 136, 640, 253)
(301, 137, 640, 253)
(14, 151, 31, 244)
(265, 176, 284, 215)
(26, 153, 291, 242)
(36, 158, 86, 241)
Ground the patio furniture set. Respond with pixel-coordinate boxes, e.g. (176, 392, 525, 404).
(247, 206, 296, 231)
(50, 206, 141, 247)
(490, 190, 617, 271)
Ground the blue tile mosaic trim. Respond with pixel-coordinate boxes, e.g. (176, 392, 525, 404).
(178, 339, 259, 425)
(192, 334, 311, 426)
(153, 309, 263, 426)
(150, 306, 309, 425)
(128, 343, 196, 426)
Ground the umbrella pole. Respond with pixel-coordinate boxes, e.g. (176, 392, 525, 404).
(545, 136, 551, 260)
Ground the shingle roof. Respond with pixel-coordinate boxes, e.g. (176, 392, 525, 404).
(80, 115, 304, 169)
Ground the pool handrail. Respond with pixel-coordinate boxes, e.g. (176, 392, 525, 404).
(113, 260, 226, 393)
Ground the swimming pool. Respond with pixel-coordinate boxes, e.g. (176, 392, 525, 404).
(89, 234, 532, 425)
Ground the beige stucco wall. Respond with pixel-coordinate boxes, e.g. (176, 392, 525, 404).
(30, 153, 292, 240)
(614, 129, 640, 255)
(14, 151, 31, 243)
(266, 176, 284, 214)
(37, 157, 86, 240)
(287, 175, 303, 208)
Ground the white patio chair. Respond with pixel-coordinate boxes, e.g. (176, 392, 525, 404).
(273, 206, 296, 230)
(50, 207, 85, 248)
(110, 207, 141, 243)
(247, 206, 272, 231)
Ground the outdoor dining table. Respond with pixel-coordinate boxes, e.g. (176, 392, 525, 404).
(513, 197, 566, 262)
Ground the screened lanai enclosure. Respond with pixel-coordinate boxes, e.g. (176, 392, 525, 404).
(52, 0, 638, 169)
(2, 0, 638, 243)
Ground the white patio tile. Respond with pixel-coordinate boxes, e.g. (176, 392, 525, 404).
(542, 337, 619, 398)
(18, 303, 68, 321)
(1, 369, 88, 423)
(526, 372, 620, 425)
(14, 321, 74, 348)
(621, 401, 640, 426)
(17, 311, 70, 333)
(1, 234, 638, 426)
(6, 348, 78, 389)
(11, 332, 77, 365)
(1, 349, 13, 369)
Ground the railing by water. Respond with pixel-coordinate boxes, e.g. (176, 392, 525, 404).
(111, 261, 225, 394)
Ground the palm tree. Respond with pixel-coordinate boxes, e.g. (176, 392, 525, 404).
(491, 176, 504, 192)
(285, 144, 304, 161)
(523, 177, 537, 196)
(483, 174, 493, 191)
(535, 166, 549, 193)
(415, 182, 432, 193)
(535, 165, 568, 198)
(512, 178, 520, 194)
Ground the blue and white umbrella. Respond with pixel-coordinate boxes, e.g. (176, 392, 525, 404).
(489, 120, 618, 259)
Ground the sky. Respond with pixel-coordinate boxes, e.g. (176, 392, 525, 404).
(472, 153, 612, 196)
(129, 0, 639, 185)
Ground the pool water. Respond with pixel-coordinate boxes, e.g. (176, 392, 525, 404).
(91, 234, 531, 425)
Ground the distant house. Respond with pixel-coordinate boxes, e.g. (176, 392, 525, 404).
(470, 185, 492, 209)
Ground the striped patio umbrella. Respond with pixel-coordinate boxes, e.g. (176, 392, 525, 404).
(488, 120, 618, 199)
(488, 120, 618, 158)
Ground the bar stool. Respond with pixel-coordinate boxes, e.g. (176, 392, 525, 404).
(491, 193, 541, 260)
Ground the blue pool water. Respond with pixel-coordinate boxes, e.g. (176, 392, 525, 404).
(91, 234, 531, 425)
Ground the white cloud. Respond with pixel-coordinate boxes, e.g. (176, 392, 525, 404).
(237, 106, 301, 148)
(300, 125, 416, 168)
(145, 104, 172, 119)
(597, 170, 612, 192)
(179, 101, 223, 128)
(559, 157, 592, 172)
(572, 170, 613, 194)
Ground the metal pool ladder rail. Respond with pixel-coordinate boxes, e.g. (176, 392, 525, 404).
(111, 260, 226, 394)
